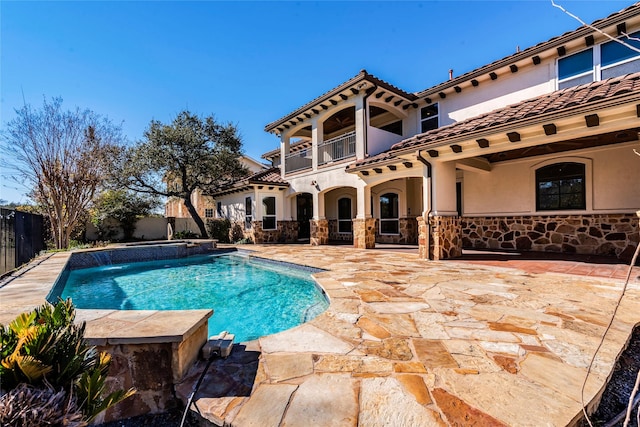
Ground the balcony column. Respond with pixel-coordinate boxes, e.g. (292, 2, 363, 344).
(353, 184, 375, 249)
(311, 117, 322, 172)
(280, 134, 290, 179)
(354, 95, 366, 160)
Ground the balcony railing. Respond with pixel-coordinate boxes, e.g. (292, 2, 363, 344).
(318, 131, 356, 166)
(284, 149, 312, 173)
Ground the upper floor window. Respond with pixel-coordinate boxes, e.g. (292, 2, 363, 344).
(558, 31, 640, 89)
(337, 198, 352, 233)
(262, 196, 276, 230)
(601, 31, 640, 79)
(245, 197, 253, 229)
(558, 48, 594, 89)
(420, 104, 439, 133)
(205, 208, 214, 218)
(536, 162, 585, 211)
(380, 193, 399, 234)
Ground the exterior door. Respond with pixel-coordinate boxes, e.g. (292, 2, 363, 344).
(296, 193, 313, 239)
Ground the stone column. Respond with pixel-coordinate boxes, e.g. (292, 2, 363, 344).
(353, 218, 376, 249)
(417, 216, 429, 259)
(429, 215, 462, 260)
(310, 219, 329, 246)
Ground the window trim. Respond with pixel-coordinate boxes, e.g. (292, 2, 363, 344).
(262, 196, 277, 230)
(531, 157, 592, 213)
(245, 197, 253, 229)
(420, 103, 439, 133)
(337, 197, 353, 234)
(379, 192, 400, 235)
(557, 33, 640, 89)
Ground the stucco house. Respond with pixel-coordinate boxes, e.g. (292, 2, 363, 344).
(212, 3, 640, 260)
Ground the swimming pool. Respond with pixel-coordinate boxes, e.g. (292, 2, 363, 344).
(55, 253, 329, 342)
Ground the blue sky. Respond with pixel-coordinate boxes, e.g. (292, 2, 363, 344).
(0, 0, 633, 203)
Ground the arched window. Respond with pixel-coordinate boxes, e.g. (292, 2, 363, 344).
(337, 197, 352, 233)
(380, 193, 399, 234)
(536, 162, 586, 211)
(262, 197, 276, 230)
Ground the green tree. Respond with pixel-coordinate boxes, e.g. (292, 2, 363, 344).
(1, 97, 124, 249)
(91, 189, 160, 241)
(113, 111, 247, 238)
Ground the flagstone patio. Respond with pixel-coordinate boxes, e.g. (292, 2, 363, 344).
(1, 244, 638, 426)
(175, 245, 639, 427)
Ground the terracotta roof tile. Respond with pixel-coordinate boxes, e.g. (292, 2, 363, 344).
(212, 168, 288, 196)
(246, 168, 288, 185)
(265, 70, 417, 133)
(349, 72, 640, 170)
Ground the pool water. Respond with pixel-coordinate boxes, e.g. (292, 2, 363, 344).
(59, 254, 328, 342)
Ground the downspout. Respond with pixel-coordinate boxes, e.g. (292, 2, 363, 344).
(416, 150, 433, 260)
(362, 82, 377, 158)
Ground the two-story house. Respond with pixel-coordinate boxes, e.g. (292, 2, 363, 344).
(212, 3, 640, 261)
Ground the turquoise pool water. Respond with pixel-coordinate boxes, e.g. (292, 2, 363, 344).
(59, 254, 328, 342)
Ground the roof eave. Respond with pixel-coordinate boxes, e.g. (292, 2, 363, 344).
(416, 3, 640, 98)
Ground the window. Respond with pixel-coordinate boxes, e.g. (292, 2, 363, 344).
(262, 196, 276, 230)
(420, 104, 438, 133)
(379, 193, 399, 234)
(601, 30, 640, 79)
(558, 48, 594, 89)
(205, 208, 214, 218)
(337, 198, 352, 233)
(216, 202, 222, 218)
(558, 33, 640, 89)
(536, 162, 585, 211)
(245, 197, 253, 229)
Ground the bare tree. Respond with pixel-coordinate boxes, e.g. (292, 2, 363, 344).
(1, 97, 124, 249)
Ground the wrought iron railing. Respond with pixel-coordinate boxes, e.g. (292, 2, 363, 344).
(318, 131, 356, 165)
(284, 149, 312, 173)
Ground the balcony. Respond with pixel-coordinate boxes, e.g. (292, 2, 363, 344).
(284, 149, 312, 174)
(318, 131, 356, 166)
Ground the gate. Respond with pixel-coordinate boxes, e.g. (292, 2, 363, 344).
(0, 209, 46, 275)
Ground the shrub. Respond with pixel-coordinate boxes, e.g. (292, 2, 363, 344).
(207, 218, 231, 243)
(0, 300, 135, 425)
(173, 230, 199, 239)
(230, 222, 245, 243)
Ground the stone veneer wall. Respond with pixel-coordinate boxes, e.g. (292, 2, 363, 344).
(328, 219, 354, 242)
(461, 213, 639, 261)
(417, 216, 462, 260)
(310, 219, 329, 246)
(252, 220, 299, 243)
(353, 218, 376, 249)
(375, 217, 418, 245)
(96, 321, 209, 423)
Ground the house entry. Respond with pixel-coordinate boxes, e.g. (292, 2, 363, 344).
(296, 193, 313, 240)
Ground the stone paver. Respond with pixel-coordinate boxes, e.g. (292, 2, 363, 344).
(1, 244, 638, 426)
